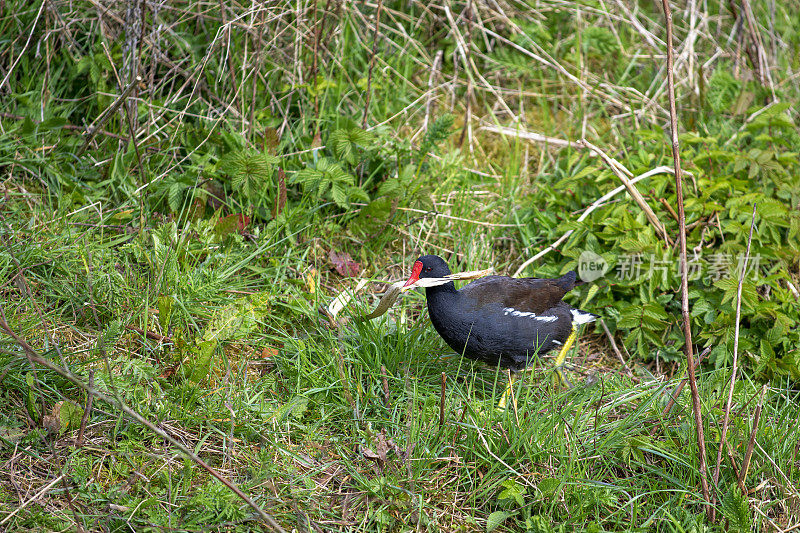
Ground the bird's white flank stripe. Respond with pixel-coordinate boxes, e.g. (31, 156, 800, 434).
(502, 307, 558, 322)
(570, 309, 596, 324)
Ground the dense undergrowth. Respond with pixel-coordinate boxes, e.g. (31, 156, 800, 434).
(1, 0, 799, 531)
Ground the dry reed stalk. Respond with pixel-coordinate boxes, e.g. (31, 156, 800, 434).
(440, 7, 514, 125)
(458, 0, 474, 152)
(416, 49, 443, 140)
(249, 4, 266, 140)
(0, 475, 65, 527)
(713, 204, 757, 488)
(362, 0, 384, 129)
(740, 0, 776, 98)
(582, 139, 670, 243)
(661, 0, 711, 516)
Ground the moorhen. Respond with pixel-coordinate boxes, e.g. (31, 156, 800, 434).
(403, 254, 596, 408)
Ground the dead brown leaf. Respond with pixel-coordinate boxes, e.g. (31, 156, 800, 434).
(272, 168, 287, 218)
(329, 250, 361, 277)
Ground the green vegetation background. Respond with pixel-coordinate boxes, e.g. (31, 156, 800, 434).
(0, 0, 798, 531)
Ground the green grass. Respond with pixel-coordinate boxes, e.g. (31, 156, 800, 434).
(1, 0, 800, 531)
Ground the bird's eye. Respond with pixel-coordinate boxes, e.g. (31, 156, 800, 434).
(425, 267, 432, 272)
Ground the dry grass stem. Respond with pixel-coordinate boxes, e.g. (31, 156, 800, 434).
(713, 204, 757, 486)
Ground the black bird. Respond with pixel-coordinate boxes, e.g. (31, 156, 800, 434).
(403, 254, 596, 408)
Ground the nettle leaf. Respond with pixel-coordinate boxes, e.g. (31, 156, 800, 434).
(778, 349, 800, 379)
(733, 156, 749, 174)
(168, 182, 186, 211)
(219, 150, 279, 201)
(617, 303, 643, 329)
(348, 185, 370, 203)
(293, 157, 365, 209)
(294, 167, 323, 189)
(642, 302, 669, 324)
(766, 320, 787, 345)
(757, 198, 789, 227)
(709, 344, 731, 368)
(330, 182, 348, 208)
(714, 276, 758, 310)
(377, 177, 401, 197)
(330, 126, 373, 165)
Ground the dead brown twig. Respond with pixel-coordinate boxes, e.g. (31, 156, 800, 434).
(661, 0, 710, 516)
(381, 365, 390, 407)
(124, 324, 172, 343)
(739, 384, 768, 487)
(658, 346, 711, 422)
(76, 74, 142, 156)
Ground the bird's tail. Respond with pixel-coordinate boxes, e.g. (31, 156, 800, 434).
(570, 308, 598, 325)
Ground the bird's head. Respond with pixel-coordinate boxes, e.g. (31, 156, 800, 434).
(402, 255, 452, 288)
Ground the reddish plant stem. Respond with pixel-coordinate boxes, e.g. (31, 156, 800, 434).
(660, 0, 711, 516)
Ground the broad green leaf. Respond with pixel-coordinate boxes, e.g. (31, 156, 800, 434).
(55, 401, 85, 436)
(203, 292, 271, 343)
(184, 339, 217, 384)
(25, 372, 38, 420)
(486, 511, 512, 533)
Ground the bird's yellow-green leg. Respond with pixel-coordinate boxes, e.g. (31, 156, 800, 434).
(552, 326, 578, 388)
(497, 369, 518, 416)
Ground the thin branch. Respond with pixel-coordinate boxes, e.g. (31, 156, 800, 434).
(439, 372, 446, 428)
(76, 370, 94, 448)
(661, 0, 710, 515)
(514, 166, 677, 276)
(599, 318, 633, 377)
(76, 75, 142, 156)
(0, 310, 287, 533)
(658, 346, 710, 421)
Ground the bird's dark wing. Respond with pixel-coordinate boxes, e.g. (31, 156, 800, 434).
(459, 271, 576, 314)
